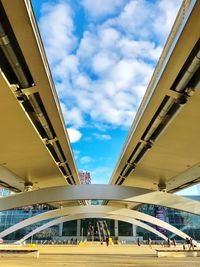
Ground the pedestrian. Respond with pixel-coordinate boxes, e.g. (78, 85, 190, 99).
(137, 238, 141, 246)
(172, 238, 176, 247)
(148, 237, 152, 248)
(106, 236, 109, 246)
(185, 237, 190, 249)
(189, 238, 194, 250)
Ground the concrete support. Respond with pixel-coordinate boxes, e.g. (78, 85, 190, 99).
(77, 219, 81, 237)
(114, 220, 118, 237)
(132, 224, 137, 237)
(58, 223, 63, 237)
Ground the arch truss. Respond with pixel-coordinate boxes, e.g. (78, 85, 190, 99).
(0, 185, 199, 215)
(0, 206, 193, 242)
(18, 213, 168, 243)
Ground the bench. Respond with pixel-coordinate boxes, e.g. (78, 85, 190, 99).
(156, 249, 200, 257)
(0, 249, 39, 258)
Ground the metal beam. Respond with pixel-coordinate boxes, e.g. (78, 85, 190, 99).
(0, 206, 192, 241)
(0, 185, 199, 215)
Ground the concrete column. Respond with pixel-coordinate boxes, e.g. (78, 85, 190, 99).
(132, 224, 137, 236)
(77, 219, 81, 237)
(58, 222, 63, 236)
(114, 220, 118, 237)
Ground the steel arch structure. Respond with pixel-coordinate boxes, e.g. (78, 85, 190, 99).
(0, 185, 200, 215)
(0, 206, 192, 241)
(18, 213, 168, 243)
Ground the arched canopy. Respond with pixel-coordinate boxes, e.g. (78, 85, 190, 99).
(18, 213, 168, 243)
(0, 205, 192, 241)
(0, 185, 199, 215)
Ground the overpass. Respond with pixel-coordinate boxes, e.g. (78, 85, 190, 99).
(0, 0, 80, 193)
(0, 0, 199, 242)
(109, 0, 200, 194)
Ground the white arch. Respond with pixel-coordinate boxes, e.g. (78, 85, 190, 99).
(0, 185, 199, 215)
(0, 206, 191, 241)
(18, 213, 168, 243)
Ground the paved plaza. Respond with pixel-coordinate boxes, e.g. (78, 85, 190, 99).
(0, 245, 200, 267)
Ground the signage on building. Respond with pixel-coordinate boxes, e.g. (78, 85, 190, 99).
(154, 207, 167, 233)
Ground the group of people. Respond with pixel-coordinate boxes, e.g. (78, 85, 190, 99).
(137, 237, 196, 250)
(167, 238, 176, 247)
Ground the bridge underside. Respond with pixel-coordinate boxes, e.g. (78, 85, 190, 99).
(109, 0, 200, 193)
(0, 0, 80, 193)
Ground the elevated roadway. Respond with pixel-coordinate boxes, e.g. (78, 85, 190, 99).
(110, 0, 200, 194)
(0, 0, 80, 193)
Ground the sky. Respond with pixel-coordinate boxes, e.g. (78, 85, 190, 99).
(30, 0, 199, 194)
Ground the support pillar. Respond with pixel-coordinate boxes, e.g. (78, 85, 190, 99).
(58, 222, 63, 236)
(114, 220, 118, 237)
(132, 224, 137, 236)
(77, 219, 81, 237)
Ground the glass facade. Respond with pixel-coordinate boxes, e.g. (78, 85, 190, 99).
(0, 205, 55, 241)
(63, 220, 77, 236)
(80, 218, 114, 240)
(0, 196, 199, 242)
(118, 221, 133, 236)
(137, 196, 200, 241)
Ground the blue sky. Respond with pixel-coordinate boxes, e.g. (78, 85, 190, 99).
(31, 0, 199, 194)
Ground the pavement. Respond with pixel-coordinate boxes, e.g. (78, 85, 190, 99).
(0, 244, 200, 267)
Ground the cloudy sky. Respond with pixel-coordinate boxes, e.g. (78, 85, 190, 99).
(31, 0, 193, 188)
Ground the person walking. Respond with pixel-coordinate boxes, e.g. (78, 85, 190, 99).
(172, 238, 176, 247)
(185, 237, 190, 249)
(148, 237, 152, 248)
(189, 238, 194, 250)
(106, 236, 109, 246)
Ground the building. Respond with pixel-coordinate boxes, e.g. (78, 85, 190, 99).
(0, 196, 199, 243)
(0, 187, 11, 197)
(137, 196, 200, 241)
(78, 171, 91, 184)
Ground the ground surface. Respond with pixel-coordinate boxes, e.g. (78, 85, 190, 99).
(0, 244, 199, 267)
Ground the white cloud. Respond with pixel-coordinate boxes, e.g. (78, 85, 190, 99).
(60, 102, 84, 128)
(154, 0, 182, 38)
(67, 128, 82, 143)
(80, 156, 93, 164)
(92, 51, 116, 75)
(90, 166, 113, 184)
(93, 133, 112, 140)
(103, 0, 181, 42)
(39, 1, 76, 65)
(81, 0, 125, 19)
(38, 0, 181, 131)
